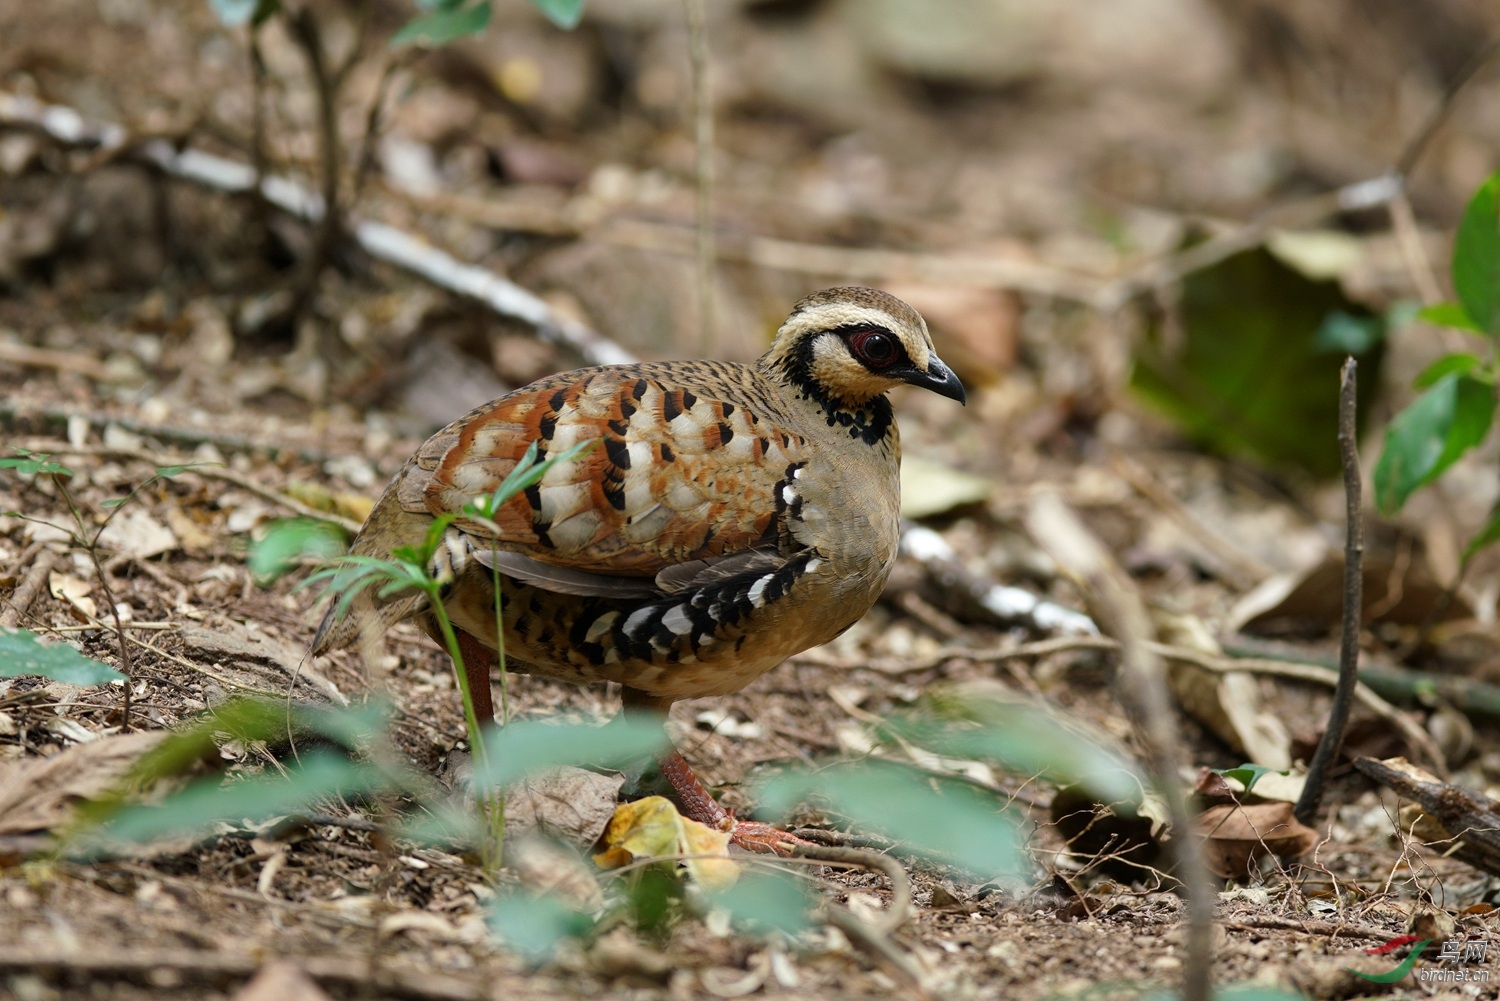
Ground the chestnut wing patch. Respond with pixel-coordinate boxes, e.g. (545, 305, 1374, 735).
(423, 369, 804, 575)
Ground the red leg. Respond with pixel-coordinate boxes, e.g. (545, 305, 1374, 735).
(621, 687, 812, 856)
(455, 628, 496, 724)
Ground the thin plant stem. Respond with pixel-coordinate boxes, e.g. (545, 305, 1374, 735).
(54, 476, 135, 728)
(489, 559, 510, 725)
(419, 579, 503, 868)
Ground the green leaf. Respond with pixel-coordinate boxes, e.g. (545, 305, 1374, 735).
(391, 0, 490, 47)
(301, 553, 426, 621)
(1416, 301, 1484, 332)
(0, 628, 125, 685)
(0, 454, 73, 477)
(1374, 372, 1496, 514)
(488, 892, 595, 961)
(114, 698, 391, 795)
(1131, 248, 1384, 478)
(466, 438, 599, 520)
(249, 518, 348, 582)
(1453, 171, 1500, 336)
(1312, 311, 1385, 354)
(209, 0, 279, 27)
(1413, 353, 1483, 389)
(470, 718, 668, 792)
(759, 760, 1028, 883)
(705, 868, 816, 935)
(81, 751, 387, 852)
(530, 0, 585, 30)
(155, 463, 213, 478)
(1215, 763, 1286, 796)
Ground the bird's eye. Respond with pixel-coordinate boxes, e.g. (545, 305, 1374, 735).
(847, 329, 900, 370)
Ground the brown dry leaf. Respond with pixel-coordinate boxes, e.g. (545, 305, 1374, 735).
(506, 766, 623, 848)
(97, 506, 177, 559)
(233, 961, 332, 1001)
(1228, 549, 1472, 635)
(593, 795, 737, 889)
(1159, 610, 1291, 770)
(0, 730, 166, 835)
(284, 481, 375, 524)
(1196, 802, 1318, 880)
(1194, 766, 1305, 806)
(163, 506, 217, 555)
(48, 572, 97, 620)
(1169, 663, 1292, 770)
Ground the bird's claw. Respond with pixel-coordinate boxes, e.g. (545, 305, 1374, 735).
(726, 819, 813, 856)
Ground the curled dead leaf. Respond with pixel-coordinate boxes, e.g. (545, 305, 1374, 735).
(1196, 802, 1318, 880)
(593, 795, 738, 889)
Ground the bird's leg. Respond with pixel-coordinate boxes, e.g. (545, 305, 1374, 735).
(455, 628, 496, 724)
(620, 687, 811, 856)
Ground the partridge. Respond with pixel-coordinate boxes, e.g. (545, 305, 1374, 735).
(313, 286, 966, 853)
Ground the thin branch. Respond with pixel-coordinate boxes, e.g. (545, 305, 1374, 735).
(1296, 359, 1364, 825)
(352, 52, 416, 203)
(281, 5, 343, 335)
(792, 842, 913, 936)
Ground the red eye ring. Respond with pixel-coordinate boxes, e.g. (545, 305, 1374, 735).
(848, 329, 900, 370)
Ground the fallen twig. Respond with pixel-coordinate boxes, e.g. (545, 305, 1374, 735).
(809, 631, 1443, 774)
(0, 339, 116, 382)
(793, 843, 913, 937)
(1353, 756, 1500, 878)
(0, 92, 635, 369)
(1, 548, 57, 629)
(1218, 914, 1405, 944)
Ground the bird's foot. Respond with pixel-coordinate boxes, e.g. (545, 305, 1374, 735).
(723, 818, 814, 856)
(652, 746, 810, 856)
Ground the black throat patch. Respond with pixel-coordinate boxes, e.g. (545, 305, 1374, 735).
(774, 334, 895, 447)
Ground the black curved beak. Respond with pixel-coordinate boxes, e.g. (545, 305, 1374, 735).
(899, 355, 967, 405)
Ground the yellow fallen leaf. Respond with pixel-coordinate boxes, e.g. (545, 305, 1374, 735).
(593, 796, 738, 889)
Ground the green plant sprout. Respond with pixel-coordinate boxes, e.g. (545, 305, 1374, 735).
(1375, 170, 1500, 565)
(0, 449, 211, 708)
(262, 436, 596, 866)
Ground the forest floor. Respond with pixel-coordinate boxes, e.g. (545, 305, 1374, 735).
(4, 1, 1500, 998)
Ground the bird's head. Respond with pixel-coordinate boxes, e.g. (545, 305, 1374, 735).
(762, 287, 967, 408)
